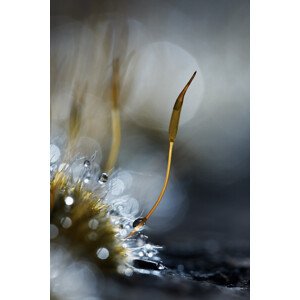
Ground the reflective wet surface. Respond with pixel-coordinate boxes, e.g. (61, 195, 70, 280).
(103, 239, 249, 300)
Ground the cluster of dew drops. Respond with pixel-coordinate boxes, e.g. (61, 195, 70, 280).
(50, 142, 164, 276)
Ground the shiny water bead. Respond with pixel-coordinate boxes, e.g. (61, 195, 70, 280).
(136, 247, 155, 259)
(88, 219, 99, 230)
(71, 137, 102, 166)
(133, 218, 145, 228)
(98, 173, 108, 183)
(96, 247, 109, 260)
(82, 168, 92, 184)
(147, 251, 154, 258)
(60, 217, 72, 229)
(64, 196, 74, 206)
(145, 244, 152, 250)
(83, 177, 90, 184)
(84, 160, 90, 168)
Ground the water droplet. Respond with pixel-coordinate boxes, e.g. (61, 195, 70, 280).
(133, 218, 145, 228)
(60, 217, 72, 229)
(73, 137, 102, 164)
(50, 224, 59, 239)
(88, 219, 99, 230)
(96, 247, 109, 260)
(83, 170, 91, 184)
(138, 251, 144, 257)
(84, 160, 90, 168)
(98, 173, 108, 183)
(64, 196, 74, 206)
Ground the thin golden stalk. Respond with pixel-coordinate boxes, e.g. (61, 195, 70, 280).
(127, 71, 197, 238)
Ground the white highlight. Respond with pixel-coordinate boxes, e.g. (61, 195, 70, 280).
(96, 248, 110, 260)
(64, 196, 74, 206)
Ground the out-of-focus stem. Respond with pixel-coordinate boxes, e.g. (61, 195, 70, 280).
(104, 59, 121, 173)
(104, 107, 121, 173)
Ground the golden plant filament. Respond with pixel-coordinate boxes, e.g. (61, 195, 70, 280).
(127, 71, 197, 238)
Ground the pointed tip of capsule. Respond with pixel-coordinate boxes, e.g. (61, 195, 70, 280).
(169, 71, 197, 142)
(191, 70, 197, 81)
(181, 70, 197, 95)
(174, 71, 197, 109)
